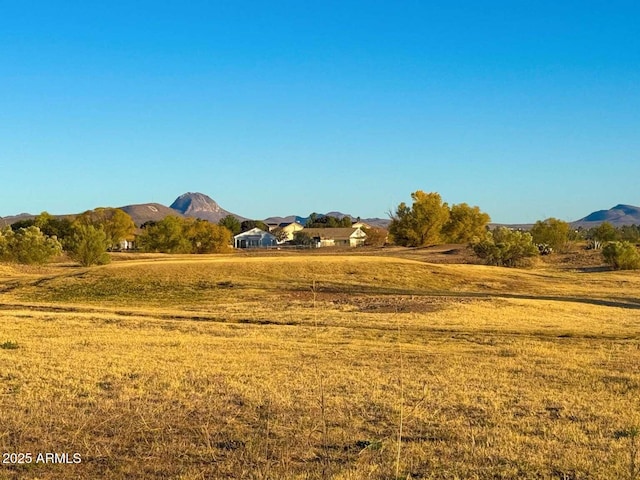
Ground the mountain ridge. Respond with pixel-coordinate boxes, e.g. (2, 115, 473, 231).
(572, 204, 640, 228)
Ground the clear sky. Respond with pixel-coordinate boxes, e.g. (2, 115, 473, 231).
(1, 1, 639, 223)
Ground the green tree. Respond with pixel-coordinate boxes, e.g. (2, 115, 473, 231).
(138, 216, 190, 253)
(10, 218, 36, 231)
(472, 227, 538, 267)
(292, 231, 314, 246)
(529, 218, 571, 252)
(442, 203, 491, 243)
(602, 241, 640, 270)
(4, 226, 63, 265)
(240, 220, 269, 233)
(619, 225, 640, 243)
(138, 217, 232, 254)
(218, 215, 241, 235)
(185, 219, 232, 253)
(389, 191, 450, 247)
(306, 215, 355, 228)
(591, 222, 618, 242)
(75, 208, 135, 250)
(34, 212, 74, 242)
(0, 227, 12, 261)
(68, 225, 111, 266)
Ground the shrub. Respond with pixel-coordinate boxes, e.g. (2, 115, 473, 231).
(67, 225, 111, 266)
(602, 241, 640, 270)
(472, 227, 538, 267)
(530, 218, 570, 252)
(1, 226, 63, 264)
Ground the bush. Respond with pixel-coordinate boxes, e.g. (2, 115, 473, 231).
(602, 241, 640, 270)
(472, 227, 538, 267)
(530, 218, 570, 252)
(68, 225, 111, 266)
(0, 226, 63, 264)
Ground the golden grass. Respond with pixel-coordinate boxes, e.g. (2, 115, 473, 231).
(1, 253, 639, 479)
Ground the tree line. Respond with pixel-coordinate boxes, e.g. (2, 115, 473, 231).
(3, 192, 639, 270)
(1, 209, 233, 266)
(389, 190, 640, 270)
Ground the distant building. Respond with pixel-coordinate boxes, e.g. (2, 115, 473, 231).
(233, 228, 277, 249)
(301, 227, 367, 247)
(277, 221, 305, 242)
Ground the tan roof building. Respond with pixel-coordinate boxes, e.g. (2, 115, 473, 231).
(301, 227, 367, 247)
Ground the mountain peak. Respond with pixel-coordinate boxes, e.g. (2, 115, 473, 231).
(574, 203, 640, 226)
(170, 192, 222, 214)
(169, 192, 245, 223)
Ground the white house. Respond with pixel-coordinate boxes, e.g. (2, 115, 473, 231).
(233, 228, 278, 249)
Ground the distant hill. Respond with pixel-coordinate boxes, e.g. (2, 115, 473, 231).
(1, 213, 34, 227)
(572, 204, 640, 228)
(169, 192, 246, 223)
(118, 203, 183, 226)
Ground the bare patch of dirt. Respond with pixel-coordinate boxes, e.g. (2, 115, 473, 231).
(539, 247, 607, 271)
(287, 290, 482, 313)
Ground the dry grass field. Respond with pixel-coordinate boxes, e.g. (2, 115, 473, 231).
(1, 248, 639, 479)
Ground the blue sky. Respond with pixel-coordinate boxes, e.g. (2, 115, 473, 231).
(1, 1, 639, 223)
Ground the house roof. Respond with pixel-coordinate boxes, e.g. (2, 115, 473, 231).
(301, 227, 366, 240)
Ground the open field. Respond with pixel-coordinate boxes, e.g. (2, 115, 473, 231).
(1, 249, 639, 479)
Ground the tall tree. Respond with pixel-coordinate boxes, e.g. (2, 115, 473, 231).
(530, 218, 570, 251)
(185, 219, 232, 253)
(218, 215, 241, 235)
(591, 222, 618, 242)
(442, 203, 491, 243)
(388, 191, 450, 246)
(75, 208, 135, 250)
(138, 216, 190, 253)
(68, 224, 111, 266)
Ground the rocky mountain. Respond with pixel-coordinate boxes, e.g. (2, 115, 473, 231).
(169, 192, 246, 223)
(572, 204, 640, 228)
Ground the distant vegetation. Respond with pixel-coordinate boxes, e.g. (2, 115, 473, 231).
(389, 191, 490, 247)
(3, 193, 640, 270)
(139, 217, 232, 254)
(305, 212, 353, 228)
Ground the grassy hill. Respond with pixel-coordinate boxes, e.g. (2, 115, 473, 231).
(1, 253, 639, 479)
